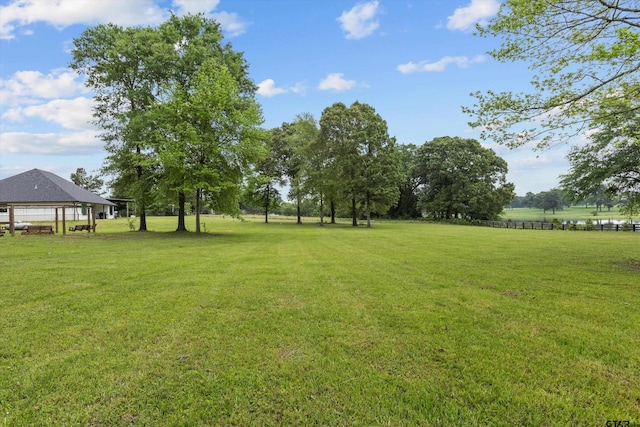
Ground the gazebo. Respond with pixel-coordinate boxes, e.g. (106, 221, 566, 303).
(0, 169, 115, 236)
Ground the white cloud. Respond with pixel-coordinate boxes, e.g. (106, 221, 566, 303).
(211, 11, 249, 37)
(317, 73, 357, 92)
(0, 0, 248, 40)
(337, 0, 380, 40)
(0, 130, 102, 155)
(172, 0, 220, 15)
(397, 55, 485, 73)
(0, 69, 88, 105)
(257, 79, 288, 97)
(446, 0, 500, 31)
(289, 82, 307, 95)
(19, 98, 95, 130)
(256, 79, 307, 97)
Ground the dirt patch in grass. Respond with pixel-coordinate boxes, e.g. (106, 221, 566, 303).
(617, 259, 640, 271)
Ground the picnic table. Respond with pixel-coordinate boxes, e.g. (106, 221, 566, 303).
(68, 224, 95, 232)
(22, 225, 54, 235)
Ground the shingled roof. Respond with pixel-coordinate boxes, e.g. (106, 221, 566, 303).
(0, 169, 115, 206)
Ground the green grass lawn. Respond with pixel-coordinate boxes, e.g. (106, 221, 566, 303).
(1, 216, 639, 426)
(502, 206, 631, 222)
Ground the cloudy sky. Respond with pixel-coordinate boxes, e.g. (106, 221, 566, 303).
(0, 0, 571, 195)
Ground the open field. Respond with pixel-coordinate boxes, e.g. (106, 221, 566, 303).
(1, 216, 639, 426)
(502, 206, 632, 222)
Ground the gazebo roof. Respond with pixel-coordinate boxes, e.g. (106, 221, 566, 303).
(0, 168, 115, 206)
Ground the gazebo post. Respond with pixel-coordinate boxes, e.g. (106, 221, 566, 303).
(9, 204, 15, 236)
(62, 206, 67, 235)
(55, 208, 59, 234)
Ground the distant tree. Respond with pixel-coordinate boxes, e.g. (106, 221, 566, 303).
(242, 126, 289, 223)
(286, 113, 319, 224)
(305, 111, 341, 225)
(387, 143, 421, 219)
(242, 173, 282, 222)
(535, 189, 564, 215)
(415, 137, 514, 220)
(70, 168, 104, 194)
(522, 192, 536, 209)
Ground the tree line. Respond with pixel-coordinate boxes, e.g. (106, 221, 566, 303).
(70, 14, 515, 232)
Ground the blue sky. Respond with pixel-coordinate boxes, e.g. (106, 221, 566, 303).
(0, 0, 572, 195)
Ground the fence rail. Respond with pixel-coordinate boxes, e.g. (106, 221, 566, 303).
(473, 220, 638, 232)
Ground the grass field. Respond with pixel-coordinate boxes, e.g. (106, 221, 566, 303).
(1, 216, 639, 426)
(502, 206, 633, 222)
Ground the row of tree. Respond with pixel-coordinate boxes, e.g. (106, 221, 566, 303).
(509, 185, 627, 215)
(243, 119, 515, 225)
(71, 14, 516, 232)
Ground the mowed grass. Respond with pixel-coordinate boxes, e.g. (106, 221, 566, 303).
(1, 217, 639, 426)
(502, 206, 630, 222)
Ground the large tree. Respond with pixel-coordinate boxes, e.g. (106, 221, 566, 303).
(152, 14, 263, 232)
(318, 102, 401, 227)
(73, 14, 263, 233)
(415, 137, 514, 220)
(71, 25, 165, 231)
(152, 57, 264, 232)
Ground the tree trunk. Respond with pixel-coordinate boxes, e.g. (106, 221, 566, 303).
(366, 192, 371, 228)
(330, 200, 336, 224)
(319, 193, 324, 226)
(176, 191, 187, 232)
(195, 188, 201, 234)
(351, 196, 357, 227)
(296, 193, 302, 224)
(136, 144, 147, 231)
(139, 203, 147, 232)
(264, 184, 269, 224)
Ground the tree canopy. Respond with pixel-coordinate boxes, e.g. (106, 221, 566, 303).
(465, 0, 640, 216)
(72, 14, 264, 233)
(415, 137, 514, 220)
(466, 0, 640, 150)
(70, 167, 104, 194)
(318, 102, 401, 227)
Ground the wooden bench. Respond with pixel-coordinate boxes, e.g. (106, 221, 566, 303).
(22, 225, 54, 235)
(69, 224, 95, 232)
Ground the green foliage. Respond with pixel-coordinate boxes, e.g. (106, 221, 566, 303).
(70, 167, 104, 194)
(467, 1, 640, 149)
(286, 113, 320, 224)
(71, 15, 264, 234)
(1, 217, 639, 425)
(415, 136, 514, 220)
(534, 189, 564, 214)
(386, 143, 421, 219)
(560, 91, 640, 211)
(71, 24, 164, 230)
(319, 102, 401, 226)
